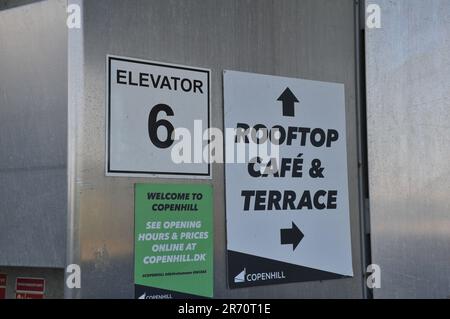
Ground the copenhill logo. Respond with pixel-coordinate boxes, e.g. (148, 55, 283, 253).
(234, 268, 246, 283)
(234, 268, 286, 283)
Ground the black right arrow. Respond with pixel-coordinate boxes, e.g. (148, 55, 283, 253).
(277, 87, 299, 117)
(280, 222, 304, 251)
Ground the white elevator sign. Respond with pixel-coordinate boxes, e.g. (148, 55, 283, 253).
(106, 55, 211, 178)
(224, 70, 353, 288)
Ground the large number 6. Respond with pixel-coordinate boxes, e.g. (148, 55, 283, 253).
(148, 104, 175, 149)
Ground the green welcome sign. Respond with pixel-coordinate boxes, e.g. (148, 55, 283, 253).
(134, 183, 213, 298)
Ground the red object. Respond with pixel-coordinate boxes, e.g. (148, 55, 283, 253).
(15, 277, 45, 299)
(15, 292, 44, 299)
(0, 274, 6, 299)
(16, 277, 45, 292)
(0, 274, 6, 287)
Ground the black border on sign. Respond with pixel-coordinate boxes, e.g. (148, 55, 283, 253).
(106, 56, 211, 177)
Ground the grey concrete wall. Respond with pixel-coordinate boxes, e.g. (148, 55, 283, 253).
(0, 0, 67, 267)
(69, 0, 365, 298)
(366, 0, 450, 298)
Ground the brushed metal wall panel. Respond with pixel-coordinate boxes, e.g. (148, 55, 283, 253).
(0, 0, 67, 267)
(366, 0, 450, 298)
(70, 0, 364, 298)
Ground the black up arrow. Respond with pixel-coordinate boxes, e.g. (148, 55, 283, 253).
(280, 222, 304, 251)
(277, 87, 299, 117)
